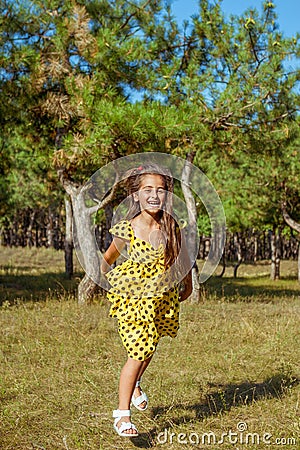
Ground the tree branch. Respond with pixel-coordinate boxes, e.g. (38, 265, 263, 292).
(57, 169, 81, 197)
(88, 172, 120, 215)
(281, 201, 300, 233)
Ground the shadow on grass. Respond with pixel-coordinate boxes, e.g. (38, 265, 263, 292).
(204, 276, 300, 302)
(0, 272, 80, 304)
(2, 272, 299, 307)
(131, 372, 299, 448)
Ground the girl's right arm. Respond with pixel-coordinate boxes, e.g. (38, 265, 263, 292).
(101, 237, 126, 274)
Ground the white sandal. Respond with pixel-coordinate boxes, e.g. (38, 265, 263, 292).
(131, 380, 148, 411)
(113, 409, 139, 437)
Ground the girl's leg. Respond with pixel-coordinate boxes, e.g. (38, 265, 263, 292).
(136, 355, 153, 381)
(116, 357, 143, 435)
(132, 355, 153, 409)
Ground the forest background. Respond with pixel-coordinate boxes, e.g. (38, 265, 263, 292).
(1, 0, 300, 300)
(1, 1, 300, 449)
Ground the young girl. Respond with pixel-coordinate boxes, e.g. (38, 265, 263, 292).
(101, 163, 192, 437)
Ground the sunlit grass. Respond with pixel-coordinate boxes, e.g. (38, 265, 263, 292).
(0, 247, 81, 304)
(0, 248, 299, 449)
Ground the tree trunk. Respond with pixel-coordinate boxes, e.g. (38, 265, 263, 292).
(281, 201, 300, 283)
(47, 207, 54, 248)
(104, 203, 114, 250)
(233, 234, 243, 278)
(218, 252, 226, 277)
(77, 273, 101, 305)
(181, 152, 200, 303)
(298, 243, 300, 283)
(58, 169, 119, 304)
(64, 196, 73, 279)
(281, 202, 300, 233)
(253, 232, 258, 262)
(27, 210, 36, 248)
(270, 228, 280, 281)
(72, 189, 101, 303)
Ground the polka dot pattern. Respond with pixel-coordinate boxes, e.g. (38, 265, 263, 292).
(106, 220, 180, 361)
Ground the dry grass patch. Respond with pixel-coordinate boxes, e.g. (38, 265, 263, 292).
(0, 247, 81, 304)
(0, 249, 299, 449)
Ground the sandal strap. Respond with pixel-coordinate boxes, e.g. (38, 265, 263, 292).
(118, 421, 137, 434)
(135, 380, 141, 387)
(113, 409, 131, 418)
(133, 392, 147, 405)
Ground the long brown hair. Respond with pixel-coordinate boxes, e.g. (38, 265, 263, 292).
(124, 163, 181, 269)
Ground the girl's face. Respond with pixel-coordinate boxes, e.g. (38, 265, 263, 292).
(133, 174, 166, 214)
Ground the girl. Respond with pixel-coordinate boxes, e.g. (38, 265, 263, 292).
(101, 163, 192, 437)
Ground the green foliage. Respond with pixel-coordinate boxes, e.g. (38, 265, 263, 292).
(0, 0, 299, 232)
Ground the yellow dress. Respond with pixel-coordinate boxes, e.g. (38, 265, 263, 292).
(106, 220, 180, 361)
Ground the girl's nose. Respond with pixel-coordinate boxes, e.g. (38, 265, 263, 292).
(149, 189, 159, 198)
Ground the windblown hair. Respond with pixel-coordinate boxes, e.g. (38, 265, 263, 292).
(124, 163, 181, 270)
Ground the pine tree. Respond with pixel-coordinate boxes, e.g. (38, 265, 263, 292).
(1, 0, 299, 297)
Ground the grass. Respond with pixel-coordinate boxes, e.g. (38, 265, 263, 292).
(204, 260, 300, 303)
(0, 246, 84, 305)
(0, 247, 299, 449)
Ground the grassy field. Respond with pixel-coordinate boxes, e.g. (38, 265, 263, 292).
(0, 247, 299, 449)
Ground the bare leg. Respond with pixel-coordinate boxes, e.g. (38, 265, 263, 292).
(137, 355, 153, 381)
(116, 357, 143, 435)
(133, 355, 153, 409)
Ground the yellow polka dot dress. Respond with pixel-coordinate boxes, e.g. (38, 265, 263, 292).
(106, 220, 180, 361)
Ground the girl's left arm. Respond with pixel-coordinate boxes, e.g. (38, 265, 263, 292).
(101, 237, 126, 274)
(178, 231, 193, 302)
(179, 270, 192, 302)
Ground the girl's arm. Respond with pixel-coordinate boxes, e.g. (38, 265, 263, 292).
(179, 270, 192, 302)
(101, 237, 126, 274)
(178, 229, 193, 302)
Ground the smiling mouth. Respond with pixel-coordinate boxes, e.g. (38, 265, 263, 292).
(147, 201, 160, 206)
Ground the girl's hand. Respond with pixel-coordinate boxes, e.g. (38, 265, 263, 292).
(178, 270, 193, 302)
(179, 292, 188, 302)
(100, 259, 111, 276)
